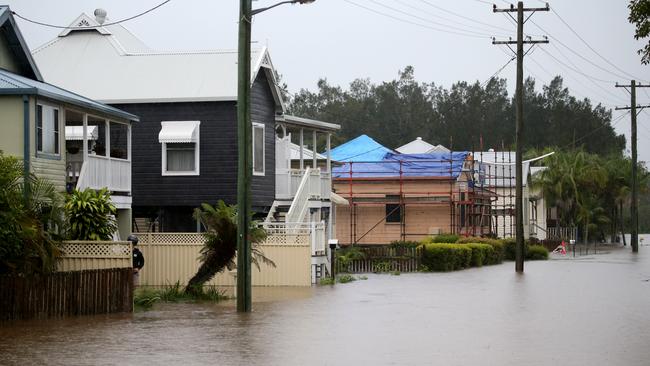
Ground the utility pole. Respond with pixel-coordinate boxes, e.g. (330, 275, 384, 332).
(237, 0, 253, 312)
(615, 81, 650, 253)
(493, 2, 548, 273)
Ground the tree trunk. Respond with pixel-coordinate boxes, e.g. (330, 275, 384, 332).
(185, 241, 237, 295)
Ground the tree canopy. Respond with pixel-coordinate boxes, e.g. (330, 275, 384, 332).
(628, 0, 650, 64)
(289, 66, 625, 155)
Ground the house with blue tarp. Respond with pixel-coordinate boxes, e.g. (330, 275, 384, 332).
(331, 135, 493, 245)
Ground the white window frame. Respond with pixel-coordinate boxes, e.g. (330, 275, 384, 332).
(252, 122, 265, 176)
(161, 123, 200, 176)
(36, 102, 61, 158)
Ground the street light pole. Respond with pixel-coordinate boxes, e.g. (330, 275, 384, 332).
(237, 0, 316, 312)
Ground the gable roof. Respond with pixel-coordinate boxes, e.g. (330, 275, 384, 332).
(0, 68, 138, 121)
(0, 6, 42, 81)
(32, 12, 284, 108)
(396, 137, 450, 154)
(329, 135, 393, 162)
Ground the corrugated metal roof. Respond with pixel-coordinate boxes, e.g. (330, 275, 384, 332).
(0, 69, 138, 121)
(32, 14, 281, 105)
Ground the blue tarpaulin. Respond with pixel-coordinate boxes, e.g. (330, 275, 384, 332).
(332, 150, 469, 179)
(329, 135, 394, 162)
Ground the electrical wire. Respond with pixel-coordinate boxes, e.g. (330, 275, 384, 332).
(370, 0, 500, 37)
(537, 47, 616, 84)
(417, 0, 514, 33)
(563, 110, 630, 149)
(390, 0, 514, 37)
(11, 0, 172, 29)
(531, 20, 641, 83)
(550, 7, 647, 83)
(343, 0, 490, 39)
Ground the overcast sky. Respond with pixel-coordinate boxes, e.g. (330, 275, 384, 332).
(4, 0, 649, 161)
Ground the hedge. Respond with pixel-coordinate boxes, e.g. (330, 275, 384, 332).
(457, 237, 504, 264)
(421, 244, 472, 271)
(527, 245, 549, 260)
(503, 239, 549, 261)
(465, 244, 494, 267)
(422, 233, 460, 244)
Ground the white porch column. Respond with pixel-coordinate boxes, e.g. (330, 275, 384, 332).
(299, 128, 304, 170)
(82, 114, 88, 160)
(326, 133, 331, 173)
(105, 119, 111, 189)
(312, 130, 317, 169)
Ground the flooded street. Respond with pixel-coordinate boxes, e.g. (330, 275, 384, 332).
(2, 244, 650, 366)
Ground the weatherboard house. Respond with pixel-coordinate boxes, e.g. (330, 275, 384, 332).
(33, 10, 341, 240)
(0, 6, 137, 239)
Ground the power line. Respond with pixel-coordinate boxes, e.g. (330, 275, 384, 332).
(344, 0, 490, 39)
(531, 20, 641, 82)
(537, 47, 616, 84)
(369, 0, 500, 37)
(418, 0, 514, 33)
(11, 0, 172, 29)
(563, 110, 630, 149)
(550, 7, 647, 83)
(391, 0, 514, 37)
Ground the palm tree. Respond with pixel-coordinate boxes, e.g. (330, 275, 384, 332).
(185, 201, 275, 295)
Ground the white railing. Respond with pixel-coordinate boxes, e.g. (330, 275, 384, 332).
(311, 221, 326, 254)
(77, 155, 131, 193)
(276, 168, 332, 201)
(547, 226, 577, 241)
(320, 171, 331, 200)
(285, 168, 312, 224)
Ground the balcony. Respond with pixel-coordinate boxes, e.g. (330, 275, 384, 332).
(65, 110, 131, 195)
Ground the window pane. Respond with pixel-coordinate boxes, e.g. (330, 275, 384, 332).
(54, 110, 59, 154)
(88, 117, 107, 156)
(110, 122, 129, 159)
(385, 195, 402, 223)
(167, 143, 195, 172)
(37, 105, 43, 152)
(253, 125, 264, 173)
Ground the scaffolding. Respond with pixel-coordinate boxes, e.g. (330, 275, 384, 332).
(333, 151, 503, 245)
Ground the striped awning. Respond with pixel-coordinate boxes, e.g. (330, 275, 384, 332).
(158, 121, 200, 143)
(65, 125, 98, 140)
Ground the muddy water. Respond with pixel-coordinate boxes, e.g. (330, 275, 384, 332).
(2, 244, 650, 366)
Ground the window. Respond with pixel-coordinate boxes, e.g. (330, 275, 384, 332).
(385, 195, 402, 223)
(36, 104, 60, 155)
(253, 122, 265, 175)
(109, 122, 129, 159)
(159, 121, 200, 176)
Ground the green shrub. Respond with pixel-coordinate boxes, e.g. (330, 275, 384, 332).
(373, 261, 391, 273)
(389, 240, 421, 249)
(457, 237, 504, 264)
(422, 233, 460, 244)
(465, 244, 495, 267)
(421, 244, 472, 271)
(503, 238, 518, 261)
(337, 274, 356, 283)
(526, 245, 549, 260)
(336, 246, 366, 273)
(65, 188, 117, 240)
(319, 277, 335, 285)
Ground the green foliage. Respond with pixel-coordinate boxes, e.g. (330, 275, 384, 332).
(319, 277, 335, 285)
(289, 70, 625, 156)
(423, 233, 460, 244)
(134, 282, 227, 310)
(373, 261, 391, 273)
(0, 152, 64, 275)
(389, 240, 421, 249)
(457, 237, 505, 264)
(335, 246, 366, 273)
(186, 201, 273, 293)
(503, 238, 520, 261)
(465, 244, 495, 267)
(527, 245, 549, 260)
(390, 271, 401, 276)
(421, 244, 472, 272)
(65, 188, 117, 240)
(337, 274, 356, 283)
(628, 0, 650, 64)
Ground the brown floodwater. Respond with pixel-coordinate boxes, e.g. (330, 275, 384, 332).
(2, 244, 650, 366)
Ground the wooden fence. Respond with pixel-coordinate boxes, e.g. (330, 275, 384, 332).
(137, 232, 312, 287)
(0, 268, 133, 322)
(340, 246, 422, 273)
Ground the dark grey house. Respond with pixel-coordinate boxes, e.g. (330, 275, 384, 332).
(32, 12, 284, 231)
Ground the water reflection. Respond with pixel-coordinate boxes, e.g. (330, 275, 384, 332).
(2, 245, 650, 366)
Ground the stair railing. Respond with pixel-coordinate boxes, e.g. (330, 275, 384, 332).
(285, 167, 312, 226)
